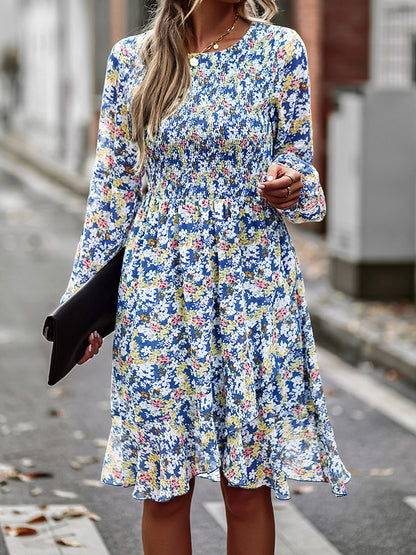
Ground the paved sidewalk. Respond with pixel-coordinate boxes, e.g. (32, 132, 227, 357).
(1, 134, 415, 385)
(289, 226, 416, 384)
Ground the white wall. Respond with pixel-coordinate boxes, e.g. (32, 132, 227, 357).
(19, 0, 61, 154)
(327, 92, 364, 262)
(3, 0, 93, 172)
(63, 0, 93, 170)
(0, 0, 20, 130)
(328, 89, 416, 264)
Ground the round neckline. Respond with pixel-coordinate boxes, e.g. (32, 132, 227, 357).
(188, 21, 257, 58)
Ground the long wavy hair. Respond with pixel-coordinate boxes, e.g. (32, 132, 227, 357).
(131, 0, 278, 169)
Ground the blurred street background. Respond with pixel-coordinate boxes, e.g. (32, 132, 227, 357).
(0, 1, 416, 554)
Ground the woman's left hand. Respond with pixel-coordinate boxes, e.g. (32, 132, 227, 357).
(257, 163, 303, 209)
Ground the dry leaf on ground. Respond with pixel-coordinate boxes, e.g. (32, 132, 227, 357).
(70, 455, 99, 470)
(48, 408, 64, 417)
(25, 471, 53, 479)
(20, 458, 35, 468)
(52, 507, 101, 522)
(82, 479, 103, 488)
(293, 485, 315, 494)
(0, 463, 20, 483)
(14, 422, 37, 433)
(49, 386, 66, 398)
(27, 514, 47, 524)
(53, 489, 78, 499)
(323, 388, 336, 397)
(369, 468, 394, 477)
(3, 525, 38, 536)
(384, 369, 402, 382)
(55, 538, 84, 547)
(93, 438, 108, 448)
(350, 468, 394, 477)
(30, 487, 43, 496)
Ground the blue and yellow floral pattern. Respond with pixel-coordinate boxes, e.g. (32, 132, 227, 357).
(61, 22, 350, 501)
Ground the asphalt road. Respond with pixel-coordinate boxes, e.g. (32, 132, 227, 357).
(1, 150, 416, 555)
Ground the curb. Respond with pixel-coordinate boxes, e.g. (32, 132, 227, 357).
(309, 304, 416, 386)
(0, 133, 89, 197)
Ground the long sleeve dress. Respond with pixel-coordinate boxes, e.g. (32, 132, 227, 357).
(61, 22, 351, 502)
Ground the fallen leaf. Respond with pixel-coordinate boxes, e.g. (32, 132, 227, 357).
(330, 405, 344, 416)
(0, 463, 20, 483)
(53, 489, 78, 499)
(30, 487, 43, 496)
(38, 504, 49, 510)
(349, 468, 394, 477)
(350, 410, 365, 421)
(70, 455, 99, 470)
(20, 458, 35, 468)
(345, 320, 360, 333)
(323, 388, 336, 397)
(86, 511, 101, 521)
(26, 471, 53, 479)
(3, 469, 51, 483)
(48, 408, 64, 417)
(82, 479, 103, 488)
(49, 386, 66, 398)
(16, 473, 34, 483)
(55, 538, 84, 547)
(93, 438, 107, 448)
(384, 369, 402, 382)
(369, 468, 394, 477)
(3, 525, 38, 537)
(52, 507, 101, 522)
(293, 485, 315, 494)
(97, 400, 110, 411)
(14, 422, 37, 434)
(27, 514, 47, 524)
(74, 455, 99, 465)
(52, 509, 82, 521)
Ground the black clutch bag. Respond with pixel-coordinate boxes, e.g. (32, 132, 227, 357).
(42, 248, 125, 386)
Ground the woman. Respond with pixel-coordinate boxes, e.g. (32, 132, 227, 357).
(62, 0, 350, 553)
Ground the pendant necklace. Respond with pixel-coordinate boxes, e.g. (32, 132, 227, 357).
(189, 12, 239, 67)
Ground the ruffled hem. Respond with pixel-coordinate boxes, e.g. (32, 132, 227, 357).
(101, 402, 351, 503)
(101, 459, 351, 503)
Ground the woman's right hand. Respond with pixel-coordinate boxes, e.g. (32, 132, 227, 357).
(78, 330, 103, 365)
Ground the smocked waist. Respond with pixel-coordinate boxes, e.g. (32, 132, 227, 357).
(142, 171, 265, 204)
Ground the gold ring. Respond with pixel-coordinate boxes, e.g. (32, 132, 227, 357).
(286, 186, 291, 198)
(286, 173, 296, 184)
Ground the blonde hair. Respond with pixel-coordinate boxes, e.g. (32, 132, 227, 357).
(131, 0, 278, 169)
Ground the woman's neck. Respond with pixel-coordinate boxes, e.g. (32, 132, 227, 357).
(188, 2, 239, 53)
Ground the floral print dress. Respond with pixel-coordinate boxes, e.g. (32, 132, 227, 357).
(61, 22, 351, 502)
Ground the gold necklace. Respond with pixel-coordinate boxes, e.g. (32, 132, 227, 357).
(189, 12, 239, 67)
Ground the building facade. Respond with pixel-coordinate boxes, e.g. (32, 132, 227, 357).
(0, 0, 151, 175)
(325, 0, 416, 300)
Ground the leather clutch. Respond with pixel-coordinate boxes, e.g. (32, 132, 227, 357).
(43, 247, 125, 386)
